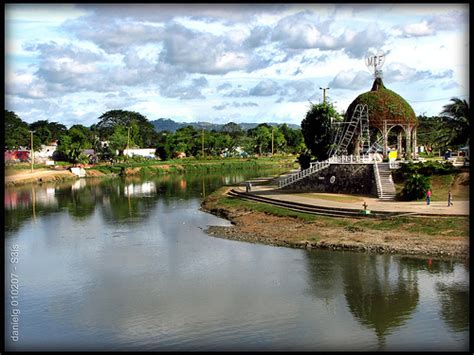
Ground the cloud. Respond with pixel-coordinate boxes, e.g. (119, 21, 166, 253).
(397, 10, 467, 38)
(216, 82, 233, 91)
(213, 101, 259, 110)
(328, 70, 372, 90)
(249, 79, 283, 96)
(384, 63, 453, 82)
(342, 25, 388, 58)
(224, 88, 249, 97)
(243, 26, 271, 48)
(159, 76, 209, 100)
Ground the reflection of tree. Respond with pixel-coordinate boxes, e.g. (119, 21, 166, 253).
(436, 281, 469, 333)
(342, 255, 419, 349)
(65, 185, 97, 219)
(398, 257, 455, 275)
(304, 249, 341, 302)
(5, 168, 286, 231)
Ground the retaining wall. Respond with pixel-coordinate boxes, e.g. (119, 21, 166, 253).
(282, 163, 377, 196)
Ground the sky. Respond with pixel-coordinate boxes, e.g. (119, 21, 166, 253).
(4, 3, 469, 128)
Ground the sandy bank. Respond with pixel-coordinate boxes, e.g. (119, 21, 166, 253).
(201, 187, 469, 260)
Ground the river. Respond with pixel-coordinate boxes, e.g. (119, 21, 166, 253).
(4, 171, 469, 351)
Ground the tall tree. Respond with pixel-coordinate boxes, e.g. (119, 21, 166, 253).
(440, 97, 469, 148)
(301, 102, 338, 160)
(5, 110, 31, 150)
(95, 110, 158, 147)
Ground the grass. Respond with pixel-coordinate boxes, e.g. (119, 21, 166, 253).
(206, 187, 469, 239)
(394, 172, 469, 202)
(85, 156, 297, 175)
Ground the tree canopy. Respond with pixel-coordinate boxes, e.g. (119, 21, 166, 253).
(301, 102, 339, 161)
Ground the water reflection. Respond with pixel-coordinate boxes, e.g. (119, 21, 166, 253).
(304, 251, 469, 350)
(4, 169, 283, 233)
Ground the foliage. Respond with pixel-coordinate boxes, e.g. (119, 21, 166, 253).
(400, 173, 431, 201)
(346, 78, 416, 128)
(301, 102, 338, 160)
(297, 150, 312, 169)
(95, 109, 159, 147)
(5, 110, 30, 150)
(395, 160, 456, 181)
(416, 115, 452, 154)
(439, 97, 469, 148)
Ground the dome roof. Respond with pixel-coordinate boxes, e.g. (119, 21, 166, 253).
(346, 78, 417, 129)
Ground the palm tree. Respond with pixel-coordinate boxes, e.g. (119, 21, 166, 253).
(440, 97, 469, 148)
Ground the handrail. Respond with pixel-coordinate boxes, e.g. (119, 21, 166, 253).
(279, 154, 376, 189)
(373, 160, 383, 197)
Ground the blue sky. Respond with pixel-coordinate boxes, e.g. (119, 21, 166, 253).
(5, 4, 469, 128)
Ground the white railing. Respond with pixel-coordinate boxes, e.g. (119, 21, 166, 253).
(326, 154, 374, 164)
(279, 160, 330, 188)
(279, 154, 378, 189)
(389, 159, 400, 169)
(373, 160, 383, 197)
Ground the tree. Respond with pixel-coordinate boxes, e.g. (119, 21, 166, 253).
(5, 110, 30, 150)
(108, 125, 129, 156)
(440, 97, 469, 148)
(401, 173, 431, 201)
(29, 120, 67, 144)
(95, 110, 158, 147)
(416, 115, 452, 154)
(301, 102, 338, 161)
(248, 124, 272, 155)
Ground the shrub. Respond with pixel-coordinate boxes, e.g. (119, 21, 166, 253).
(297, 151, 312, 170)
(400, 173, 431, 200)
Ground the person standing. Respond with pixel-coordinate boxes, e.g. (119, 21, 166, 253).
(448, 190, 453, 207)
(426, 189, 432, 205)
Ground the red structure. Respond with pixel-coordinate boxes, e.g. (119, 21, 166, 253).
(5, 150, 30, 162)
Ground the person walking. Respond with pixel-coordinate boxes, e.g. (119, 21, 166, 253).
(448, 190, 453, 207)
(426, 189, 432, 205)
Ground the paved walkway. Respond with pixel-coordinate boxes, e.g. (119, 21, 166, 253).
(235, 184, 469, 216)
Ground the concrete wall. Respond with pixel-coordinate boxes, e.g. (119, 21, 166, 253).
(282, 163, 377, 196)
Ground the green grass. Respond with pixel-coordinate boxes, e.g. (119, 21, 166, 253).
(353, 216, 468, 237)
(207, 188, 468, 238)
(86, 157, 297, 176)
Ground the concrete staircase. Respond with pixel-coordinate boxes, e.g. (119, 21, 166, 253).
(374, 163, 396, 200)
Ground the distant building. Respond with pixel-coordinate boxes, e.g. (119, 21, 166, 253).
(5, 149, 30, 163)
(120, 148, 157, 158)
(34, 143, 58, 162)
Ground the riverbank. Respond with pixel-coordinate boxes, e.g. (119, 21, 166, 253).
(4, 157, 297, 186)
(201, 186, 469, 260)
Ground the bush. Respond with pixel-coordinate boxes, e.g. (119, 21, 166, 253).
(297, 151, 312, 170)
(400, 173, 431, 200)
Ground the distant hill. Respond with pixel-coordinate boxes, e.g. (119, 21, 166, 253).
(150, 118, 300, 132)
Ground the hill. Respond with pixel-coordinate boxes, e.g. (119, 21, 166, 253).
(150, 118, 300, 132)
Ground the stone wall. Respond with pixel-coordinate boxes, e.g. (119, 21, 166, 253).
(282, 163, 377, 196)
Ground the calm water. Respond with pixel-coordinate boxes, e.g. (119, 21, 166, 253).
(4, 171, 469, 351)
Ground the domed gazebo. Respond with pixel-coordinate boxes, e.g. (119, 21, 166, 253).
(346, 77, 418, 159)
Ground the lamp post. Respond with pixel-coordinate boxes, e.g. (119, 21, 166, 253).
(29, 130, 35, 173)
(320, 87, 329, 105)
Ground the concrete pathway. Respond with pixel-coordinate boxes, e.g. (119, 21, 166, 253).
(235, 184, 469, 216)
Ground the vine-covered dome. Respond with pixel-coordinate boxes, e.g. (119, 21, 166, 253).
(346, 77, 417, 128)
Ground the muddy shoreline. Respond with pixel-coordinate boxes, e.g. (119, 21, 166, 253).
(201, 188, 469, 261)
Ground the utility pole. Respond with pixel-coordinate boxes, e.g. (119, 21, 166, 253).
(201, 129, 205, 158)
(127, 126, 130, 158)
(29, 130, 35, 173)
(271, 126, 274, 156)
(320, 87, 329, 105)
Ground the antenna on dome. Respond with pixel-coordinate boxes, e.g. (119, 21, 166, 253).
(365, 50, 385, 79)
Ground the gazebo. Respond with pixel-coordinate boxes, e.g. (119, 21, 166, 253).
(345, 77, 418, 159)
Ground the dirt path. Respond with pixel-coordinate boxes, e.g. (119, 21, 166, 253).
(5, 169, 76, 186)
